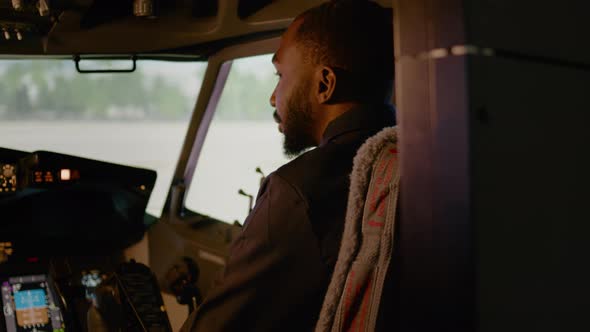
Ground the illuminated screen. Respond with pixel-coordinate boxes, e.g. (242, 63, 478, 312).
(1, 275, 64, 332)
(14, 289, 49, 326)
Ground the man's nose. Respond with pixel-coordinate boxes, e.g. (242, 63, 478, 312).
(270, 89, 276, 108)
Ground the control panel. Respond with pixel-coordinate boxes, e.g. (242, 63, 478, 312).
(0, 147, 169, 331)
(0, 164, 17, 194)
(1, 274, 64, 332)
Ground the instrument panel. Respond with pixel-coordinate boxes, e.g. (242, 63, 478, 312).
(1, 274, 65, 332)
(0, 164, 17, 194)
(0, 147, 157, 258)
(0, 147, 170, 331)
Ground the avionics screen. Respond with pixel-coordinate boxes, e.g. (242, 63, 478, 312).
(1, 274, 64, 332)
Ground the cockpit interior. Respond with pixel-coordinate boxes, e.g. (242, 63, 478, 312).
(1, 0, 589, 331)
(0, 0, 342, 330)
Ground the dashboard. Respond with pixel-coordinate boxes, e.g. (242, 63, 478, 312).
(0, 147, 170, 332)
(0, 148, 156, 256)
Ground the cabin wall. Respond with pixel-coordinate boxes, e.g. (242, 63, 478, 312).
(471, 52, 590, 332)
(468, 1, 590, 331)
(394, 0, 590, 330)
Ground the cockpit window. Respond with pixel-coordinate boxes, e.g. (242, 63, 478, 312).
(185, 54, 289, 224)
(0, 59, 205, 216)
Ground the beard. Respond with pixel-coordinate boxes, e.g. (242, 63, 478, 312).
(279, 81, 316, 158)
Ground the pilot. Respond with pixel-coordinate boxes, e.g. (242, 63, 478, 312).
(181, 1, 395, 331)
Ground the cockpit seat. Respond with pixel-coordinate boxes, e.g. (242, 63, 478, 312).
(316, 126, 400, 332)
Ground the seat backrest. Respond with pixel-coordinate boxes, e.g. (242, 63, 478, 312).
(316, 126, 400, 332)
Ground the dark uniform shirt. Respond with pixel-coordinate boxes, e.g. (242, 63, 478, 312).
(181, 104, 395, 331)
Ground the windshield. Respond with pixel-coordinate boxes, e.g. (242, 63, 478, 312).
(0, 59, 205, 216)
(186, 54, 289, 224)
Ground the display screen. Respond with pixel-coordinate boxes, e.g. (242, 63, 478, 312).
(1, 274, 64, 332)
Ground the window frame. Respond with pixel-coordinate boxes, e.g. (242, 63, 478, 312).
(161, 37, 281, 222)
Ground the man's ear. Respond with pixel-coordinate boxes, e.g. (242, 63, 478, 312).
(315, 66, 336, 104)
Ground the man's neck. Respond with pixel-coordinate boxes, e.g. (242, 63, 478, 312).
(314, 102, 360, 144)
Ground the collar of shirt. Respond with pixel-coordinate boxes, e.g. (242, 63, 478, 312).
(320, 103, 396, 146)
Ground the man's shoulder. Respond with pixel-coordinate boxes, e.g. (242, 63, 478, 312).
(275, 145, 330, 175)
(272, 143, 356, 197)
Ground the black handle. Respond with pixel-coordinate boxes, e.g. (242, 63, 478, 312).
(74, 55, 137, 74)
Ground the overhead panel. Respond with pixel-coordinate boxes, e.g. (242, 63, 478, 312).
(0, 0, 333, 55)
(0, 0, 62, 53)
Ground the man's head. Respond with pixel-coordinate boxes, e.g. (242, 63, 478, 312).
(271, 0, 393, 157)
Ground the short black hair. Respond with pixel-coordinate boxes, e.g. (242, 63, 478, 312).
(294, 1, 394, 101)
